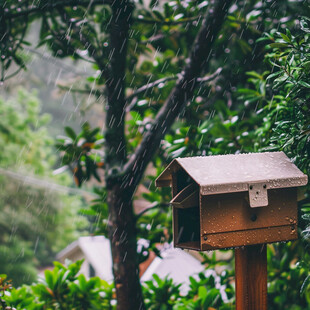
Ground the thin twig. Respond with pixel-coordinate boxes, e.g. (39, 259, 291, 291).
(136, 202, 170, 219)
(196, 67, 223, 83)
(126, 76, 177, 110)
(126, 68, 222, 111)
(58, 84, 103, 97)
(133, 15, 202, 26)
(2, 66, 23, 81)
(24, 48, 92, 76)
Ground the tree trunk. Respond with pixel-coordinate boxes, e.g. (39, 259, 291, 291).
(107, 183, 144, 310)
(104, 2, 144, 308)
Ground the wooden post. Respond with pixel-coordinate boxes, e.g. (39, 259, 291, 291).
(235, 244, 267, 310)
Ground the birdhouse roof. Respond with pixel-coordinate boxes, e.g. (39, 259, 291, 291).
(156, 152, 308, 196)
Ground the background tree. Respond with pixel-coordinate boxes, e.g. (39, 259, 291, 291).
(0, 89, 86, 286)
(1, 0, 310, 308)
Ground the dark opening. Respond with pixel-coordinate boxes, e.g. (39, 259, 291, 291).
(89, 263, 96, 277)
(173, 168, 201, 250)
(176, 206, 200, 245)
(176, 169, 194, 192)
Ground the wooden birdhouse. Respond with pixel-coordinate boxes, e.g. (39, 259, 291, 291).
(156, 152, 308, 251)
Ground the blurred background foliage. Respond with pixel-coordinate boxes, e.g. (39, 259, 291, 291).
(0, 89, 87, 286)
(1, 0, 310, 308)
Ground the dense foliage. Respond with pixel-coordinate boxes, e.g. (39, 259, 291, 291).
(0, 259, 234, 310)
(0, 89, 85, 286)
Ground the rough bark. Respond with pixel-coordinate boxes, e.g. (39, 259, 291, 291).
(104, 2, 145, 310)
(107, 185, 143, 310)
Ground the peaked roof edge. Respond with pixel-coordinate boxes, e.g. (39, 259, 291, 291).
(155, 159, 179, 187)
(155, 152, 308, 194)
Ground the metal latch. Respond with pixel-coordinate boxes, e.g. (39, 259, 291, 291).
(248, 183, 268, 208)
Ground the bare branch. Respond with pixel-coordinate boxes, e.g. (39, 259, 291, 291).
(135, 202, 170, 219)
(134, 15, 203, 26)
(24, 48, 92, 76)
(125, 76, 177, 111)
(125, 68, 222, 112)
(197, 67, 222, 83)
(57, 85, 103, 97)
(124, 0, 232, 190)
(2, 66, 23, 82)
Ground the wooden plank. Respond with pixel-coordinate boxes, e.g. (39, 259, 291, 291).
(171, 174, 178, 248)
(175, 241, 200, 250)
(201, 188, 297, 234)
(235, 244, 267, 310)
(201, 225, 297, 251)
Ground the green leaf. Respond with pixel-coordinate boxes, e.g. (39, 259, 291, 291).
(152, 10, 164, 21)
(269, 43, 289, 49)
(266, 71, 282, 80)
(198, 286, 208, 299)
(78, 274, 87, 291)
(205, 288, 220, 306)
(280, 33, 291, 43)
(64, 126, 77, 141)
(298, 81, 310, 88)
(44, 270, 54, 288)
(300, 19, 310, 33)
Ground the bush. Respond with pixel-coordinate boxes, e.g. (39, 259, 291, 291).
(1, 260, 115, 310)
(1, 259, 236, 310)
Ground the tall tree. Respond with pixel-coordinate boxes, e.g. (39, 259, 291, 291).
(1, 1, 232, 308)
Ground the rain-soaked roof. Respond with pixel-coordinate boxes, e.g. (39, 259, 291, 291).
(156, 152, 308, 195)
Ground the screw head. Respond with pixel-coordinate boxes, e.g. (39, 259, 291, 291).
(203, 235, 208, 241)
(251, 214, 257, 222)
(250, 185, 253, 190)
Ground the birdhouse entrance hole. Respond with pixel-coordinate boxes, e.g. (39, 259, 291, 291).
(175, 207, 200, 248)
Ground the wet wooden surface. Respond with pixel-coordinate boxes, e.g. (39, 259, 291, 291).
(235, 244, 267, 310)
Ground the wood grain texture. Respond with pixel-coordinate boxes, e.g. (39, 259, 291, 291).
(201, 225, 297, 251)
(235, 245, 267, 310)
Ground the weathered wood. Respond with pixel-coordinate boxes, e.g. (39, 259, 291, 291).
(235, 244, 267, 310)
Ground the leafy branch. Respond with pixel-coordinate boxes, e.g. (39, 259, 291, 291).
(123, 0, 232, 189)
